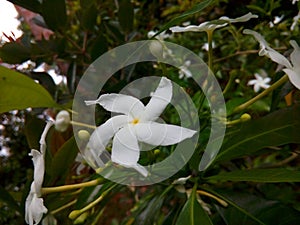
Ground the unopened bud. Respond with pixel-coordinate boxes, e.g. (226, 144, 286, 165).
(240, 113, 251, 122)
(78, 130, 90, 140)
(54, 110, 70, 132)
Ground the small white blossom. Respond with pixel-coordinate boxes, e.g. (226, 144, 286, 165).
(170, 12, 258, 33)
(292, 0, 299, 4)
(54, 110, 70, 132)
(179, 60, 192, 79)
(247, 73, 271, 92)
(85, 77, 196, 177)
(244, 29, 300, 90)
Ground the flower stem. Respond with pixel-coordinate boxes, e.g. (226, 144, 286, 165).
(70, 120, 97, 129)
(52, 199, 77, 215)
(232, 74, 289, 114)
(197, 190, 228, 207)
(207, 30, 214, 71)
(41, 178, 104, 195)
(69, 184, 117, 220)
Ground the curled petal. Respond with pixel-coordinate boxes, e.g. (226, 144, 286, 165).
(290, 40, 300, 69)
(170, 25, 202, 33)
(85, 94, 145, 117)
(111, 126, 145, 173)
(135, 122, 196, 146)
(220, 12, 258, 23)
(30, 149, 44, 195)
(243, 29, 292, 69)
(283, 68, 300, 90)
(267, 49, 292, 69)
(143, 77, 172, 121)
(87, 115, 128, 154)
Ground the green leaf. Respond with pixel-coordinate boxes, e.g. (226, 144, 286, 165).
(0, 42, 30, 64)
(118, 0, 134, 32)
(0, 66, 58, 113)
(154, 0, 213, 38)
(42, 0, 67, 31)
(0, 186, 22, 214)
(207, 168, 300, 183)
(211, 190, 300, 225)
(24, 115, 45, 150)
(8, 0, 42, 13)
(48, 137, 79, 182)
(175, 185, 213, 225)
(215, 105, 300, 162)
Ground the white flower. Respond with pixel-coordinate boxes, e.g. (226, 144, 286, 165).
(244, 29, 300, 90)
(54, 110, 70, 132)
(178, 60, 192, 79)
(85, 77, 196, 177)
(25, 183, 48, 225)
(25, 150, 48, 225)
(170, 12, 258, 33)
(292, 0, 299, 4)
(25, 122, 53, 225)
(247, 73, 271, 92)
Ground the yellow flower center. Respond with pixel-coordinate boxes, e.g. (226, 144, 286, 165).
(131, 118, 140, 125)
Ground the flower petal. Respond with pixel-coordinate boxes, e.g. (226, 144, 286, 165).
(135, 122, 196, 146)
(170, 25, 202, 33)
(87, 115, 128, 154)
(85, 94, 145, 117)
(111, 126, 140, 167)
(290, 40, 300, 69)
(283, 68, 300, 90)
(267, 49, 292, 69)
(30, 149, 44, 195)
(243, 29, 292, 69)
(143, 77, 172, 121)
(219, 12, 258, 23)
(25, 183, 48, 225)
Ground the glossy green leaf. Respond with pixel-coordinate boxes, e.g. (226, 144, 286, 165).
(49, 137, 79, 182)
(24, 115, 45, 150)
(0, 186, 22, 214)
(0, 66, 58, 113)
(212, 190, 300, 225)
(0, 42, 30, 64)
(215, 104, 300, 162)
(154, 0, 213, 38)
(207, 168, 300, 183)
(42, 0, 67, 31)
(175, 185, 213, 225)
(118, 0, 134, 32)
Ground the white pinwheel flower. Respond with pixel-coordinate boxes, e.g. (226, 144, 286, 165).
(85, 77, 196, 177)
(247, 73, 271, 92)
(179, 60, 192, 79)
(170, 12, 258, 33)
(244, 29, 300, 90)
